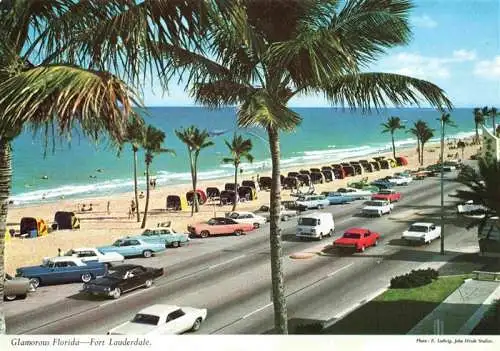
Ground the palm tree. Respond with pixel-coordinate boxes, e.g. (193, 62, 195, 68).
(408, 120, 428, 165)
(141, 125, 174, 229)
(175, 126, 214, 215)
(381, 116, 405, 159)
(222, 134, 254, 211)
(457, 140, 466, 159)
(488, 107, 498, 136)
(121, 114, 146, 222)
(180, 0, 451, 333)
(420, 125, 435, 165)
(473, 108, 485, 142)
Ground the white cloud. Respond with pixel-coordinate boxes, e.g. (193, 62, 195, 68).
(474, 56, 500, 79)
(412, 15, 437, 28)
(452, 49, 477, 61)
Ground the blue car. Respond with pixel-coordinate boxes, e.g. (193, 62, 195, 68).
(370, 179, 394, 189)
(321, 191, 352, 205)
(98, 238, 166, 258)
(16, 256, 107, 288)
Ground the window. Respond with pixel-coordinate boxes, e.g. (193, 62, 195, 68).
(132, 314, 160, 325)
(55, 262, 68, 268)
(166, 309, 186, 322)
(299, 218, 318, 226)
(343, 233, 361, 239)
(129, 240, 140, 246)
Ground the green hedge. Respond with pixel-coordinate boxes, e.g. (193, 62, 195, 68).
(390, 268, 439, 289)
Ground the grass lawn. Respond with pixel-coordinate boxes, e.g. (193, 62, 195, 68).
(320, 274, 469, 335)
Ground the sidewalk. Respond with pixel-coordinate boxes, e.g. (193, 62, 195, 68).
(407, 278, 500, 335)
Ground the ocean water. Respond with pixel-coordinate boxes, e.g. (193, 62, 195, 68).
(10, 107, 480, 205)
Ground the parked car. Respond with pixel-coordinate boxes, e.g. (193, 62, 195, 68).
(370, 179, 394, 189)
(402, 222, 441, 244)
(4, 273, 36, 301)
(63, 248, 124, 265)
(336, 187, 373, 200)
(362, 200, 393, 217)
(321, 191, 352, 205)
(187, 217, 254, 238)
(457, 200, 489, 216)
(82, 264, 163, 299)
(385, 175, 412, 185)
(333, 228, 380, 252)
(133, 227, 190, 248)
(371, 189, 402, 202)
(255, 205, 298, 222)
(296, 212, 335, 240)
(225, 211, 267, 228)
(107, 304, 207, 335)
(16, 256, 107, 288)
(295, 195, 330, 210)
(98, 238, 166, 258)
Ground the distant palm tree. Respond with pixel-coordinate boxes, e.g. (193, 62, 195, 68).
(381, 116, 405, 159)
(438, 112, 457, 162)
(488, 107, 498, 136)
(121, 114, 146, 222)
(222, 134, 254, 211)
(141, 125, 174, 229)
(457, 140, 466, 159)
(175, 126, 214, 215)
(473, 108, 485, 142)
(420, 125, 435, 165)
(407, 120, 428, 165)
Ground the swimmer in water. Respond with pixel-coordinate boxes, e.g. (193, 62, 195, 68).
(41, 175, 48, 180)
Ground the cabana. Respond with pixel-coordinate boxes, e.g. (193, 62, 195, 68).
(20, 217, 48, 238)
(350, 163, 363, 175)
(242, 180, 260, 192)
(287, 171, 300, 178)
(310, 172, 325, 184)
(283, 176, 299, 189)
(379, 159, 391, 169)
(206, 187, 221, 201)
(186, 189, 207, 205)
(321, 170, 334, 182)
(396, 156, 409, 166)
(53, 212, 80, 230)
(299, 169, 311, 175)
(332, 168, 345, 179)
(370, 161, 381, 171)
(224, 183, 238, 192)
(297, 174, 311, 186)
(238, 186, 257, 201)
(321, 166, 333, 171)
(359, 162, 374, 172)
(220, 190, 237, 205)
(343, 166, 356, 177)
(259, 176, 272, 190)
(332, 164, 342, 169)
(387, 158, 398, 168)
(166, 195, 188, 211)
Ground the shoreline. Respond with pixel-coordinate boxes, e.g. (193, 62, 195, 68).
(4, 137, 479, 274)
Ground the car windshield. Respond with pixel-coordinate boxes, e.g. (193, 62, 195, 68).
(131, 313, 160, 325)
(408, 225, 428, 232)
(299, 218, 318, 226)
(228, 213, 239, 219)
(366, 201, 384, 206)
(297, 197, 307, 201)
(343, 233, 361, 239)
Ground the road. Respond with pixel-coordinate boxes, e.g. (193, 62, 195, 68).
(5, 172, 478, 334)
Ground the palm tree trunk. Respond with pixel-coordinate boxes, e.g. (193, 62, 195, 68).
(141, 161, 150, 229)
(493, 116, 496, 136)
(232, 163, 238, 211)
(421, 142, 425, 165)
(391, 132, 396, 159)
(267, 126, 288, 334)
(0, 139, 12, 334)
(193, 153, 199, 213)
(416, 139, 421, 165)
(188, 151, 195, 216)
(133, 147, 140, 222)
(475, 123, 479, 143)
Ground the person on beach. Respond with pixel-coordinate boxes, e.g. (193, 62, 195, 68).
(107, 201, 110, 215)
(128, 207, 132, 219)
(131, 200, 136, 214)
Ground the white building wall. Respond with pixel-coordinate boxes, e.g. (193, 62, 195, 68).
(481, 124, 500, 161)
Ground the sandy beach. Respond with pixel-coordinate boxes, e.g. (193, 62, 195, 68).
(4, 138, 479, 275)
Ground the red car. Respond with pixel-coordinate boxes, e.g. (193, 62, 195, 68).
(371, 189, 402, 202)
(333, 228, 380, 252)
(187, 217, 254, 238)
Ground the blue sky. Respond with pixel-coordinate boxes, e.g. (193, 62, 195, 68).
(143, 0, 500, 108)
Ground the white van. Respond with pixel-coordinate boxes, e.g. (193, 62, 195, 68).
(296, 212, 335, 240)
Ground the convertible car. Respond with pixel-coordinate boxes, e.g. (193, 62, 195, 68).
(16, 256, 107, 288)
(187, 217, 254, 238)
(98, 238, 166, 258)
(82, 264, 164, 299)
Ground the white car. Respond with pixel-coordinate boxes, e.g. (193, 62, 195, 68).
(457, 200, 488, 217)
(255, 205, 298, 222)
(295, 195, 330, 209)
(107, 304, 208, 335)
(63, 248, 124, 265)
(337, 187, 373, 200)
(402, 222, 441, 244)
(226, 211, 267, 228)
(386, 175, 412, 185)
(362, 200, 394, 217)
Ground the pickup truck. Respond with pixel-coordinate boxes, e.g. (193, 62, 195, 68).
(371, 189, 401, 202)
(361, 200, 393, 217)
(255, 205, 298, 221)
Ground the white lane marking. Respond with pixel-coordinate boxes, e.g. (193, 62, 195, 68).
(327, 263, 354, 277)
(241, 302, 273, 319)
(208, 254, 246, 269)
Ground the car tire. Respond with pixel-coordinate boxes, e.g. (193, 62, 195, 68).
(29, 278, 40, 289)
(111, 288, 121, 299)
(234, 230, 243, 236)
(328, 229, 334, 237)
(200, 231, 209, 238)
(374, 239, 378, 246)
(143, 250, 153, 258)
(4, 295, 17, 301)
(318, 233, 323, 241)
(191, 318, 202, 332)
(171, 241, 180, 248)
(359, 246, 365, 252)
(318, 204, 324, 210)
(144, 279, 153, 288)
(378, 212, 383, 217)
(81, 273, 93, 283)
(253, 223, 260, 229)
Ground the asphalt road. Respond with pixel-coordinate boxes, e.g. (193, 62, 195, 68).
(6, 172, 478, 334)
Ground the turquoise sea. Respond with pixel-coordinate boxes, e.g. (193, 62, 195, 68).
(11, 107, 481, 205)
